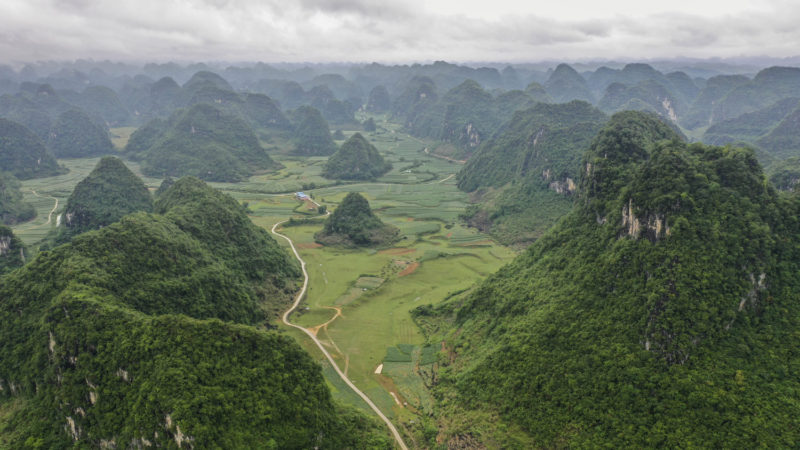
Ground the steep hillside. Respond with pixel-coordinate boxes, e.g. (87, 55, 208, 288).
(315, 192, 400, 247)
(391, 76, 439, 127)
(544, 63, 594, 104)
(756, 105, 800, 159)
(366, 85, 391, 112)
(681, 74, 750, 129)
(598, 80, 684, 122)
(49, 109, 114, 158)
(0, 178, 388, 448)
(768, 157, 800, 191)
(0, 225, 26, 274)
(703, 97, 799, 146)
(0, 172, 35, 225)
(323, 133, 391, 180)
(127, 104, 277, 182)
(712, 66, 800, 123)
(60, 157, 153, 238)
(418, 112, 800, 447)
(457, 101, 607, 245)
(0, 118, 63, 179)
(241, 93, 291, 130)
(290, 105, 337, 156)
(62, 86, 131, 127)
(410, 80, 537, 155)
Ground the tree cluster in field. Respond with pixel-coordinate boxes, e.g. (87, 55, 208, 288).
(315, 192, 400, 247)
(416, 111, 800, 447)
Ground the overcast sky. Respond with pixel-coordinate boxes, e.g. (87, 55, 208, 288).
(1, 0, 798, 64)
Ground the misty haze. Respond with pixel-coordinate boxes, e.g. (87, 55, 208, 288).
(2, 1, 800, 448)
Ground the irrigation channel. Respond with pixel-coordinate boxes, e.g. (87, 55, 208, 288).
(270, 207, 409, 450)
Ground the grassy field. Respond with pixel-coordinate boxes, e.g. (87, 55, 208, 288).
(9, 121, 516, 445)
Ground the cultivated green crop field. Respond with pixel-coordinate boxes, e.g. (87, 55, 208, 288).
(11, 119, 517, 443)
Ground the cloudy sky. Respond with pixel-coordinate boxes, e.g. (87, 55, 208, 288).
(0, 0, 798, 63)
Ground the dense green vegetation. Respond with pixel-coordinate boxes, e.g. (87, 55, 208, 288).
(703, 97, 799, 146)
(323, 133, 391, 180)
(768, 157, 800, 191)
(0, 225, 26, 274)
(598, 79, 684, 121)
(418, 111, 800, 447)
(290, 105, 337, 156)
(60, 157, 153, 238)
(49, 109, 114, 158)
(681, 75, 750, 130)
(755, 106, 800, 159)
(544, 63, 594, 103)
(62, 86, 132, 127)
(366, 85, 391, 113)
(457, 101, 607, 245)
(0, 172, 35, 225)
(315, 192, 400, 247)
(0, 177, 390, 447)
(125, 104, 277, 182)
(409, 80, 537, 155)
(711, 66, 800, 123)
(0, 118, 63, 179)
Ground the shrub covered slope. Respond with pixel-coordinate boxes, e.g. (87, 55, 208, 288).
(0, 177, 391, 448)
(421, 111, 800, 447)
(315, 192, 400, 247)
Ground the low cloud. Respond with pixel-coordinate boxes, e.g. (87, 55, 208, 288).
(0, 0, 798, 63)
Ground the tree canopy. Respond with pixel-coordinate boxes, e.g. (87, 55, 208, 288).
(322, 133, 391, 180)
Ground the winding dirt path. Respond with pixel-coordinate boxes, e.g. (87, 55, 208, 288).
(29, 190, 59, 225)
(308, 306, 342, 336)
(423, 147, 466, 164)
(271, 212, 409, 450)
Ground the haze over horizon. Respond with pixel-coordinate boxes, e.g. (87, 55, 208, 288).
(1, 0, 799, 65)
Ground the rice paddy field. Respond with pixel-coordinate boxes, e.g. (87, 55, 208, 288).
(10, 119, 518, 443)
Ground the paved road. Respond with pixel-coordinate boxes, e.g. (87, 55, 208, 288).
(271, 213, 409, 450)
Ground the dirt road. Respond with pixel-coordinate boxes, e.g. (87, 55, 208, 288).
(271, 212, 409, 450)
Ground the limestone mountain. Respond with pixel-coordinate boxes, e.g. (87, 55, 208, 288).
(60, 156, 153, 238)
(711, 66, 800, 123)
(0, 118, 63, 179)
(241, 93, 292, 130)
(457, 101, 607, 245)
(598, 80, 684, 122)
(366, 85, 391, 113)
(48, 109, 114, 158)
(755, 104, 800, 159)
(290, 105, 337, 156)
(0, 225, 25, 274)
(409, 80, 538, 155)
(419, 111, 800, 447)
(61, 85, 131, 127)
(702, 97, 799, 147)
(125, 103, 277, 182)
(391, 76, 438, 127)
(0, 172, 35, 225)
(315, 192, 400, 247)
(544, 63, 594, 104)
(322, 132, 391, 180)
(681, 74, 750, 129)
(0, 178, 389, 448)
